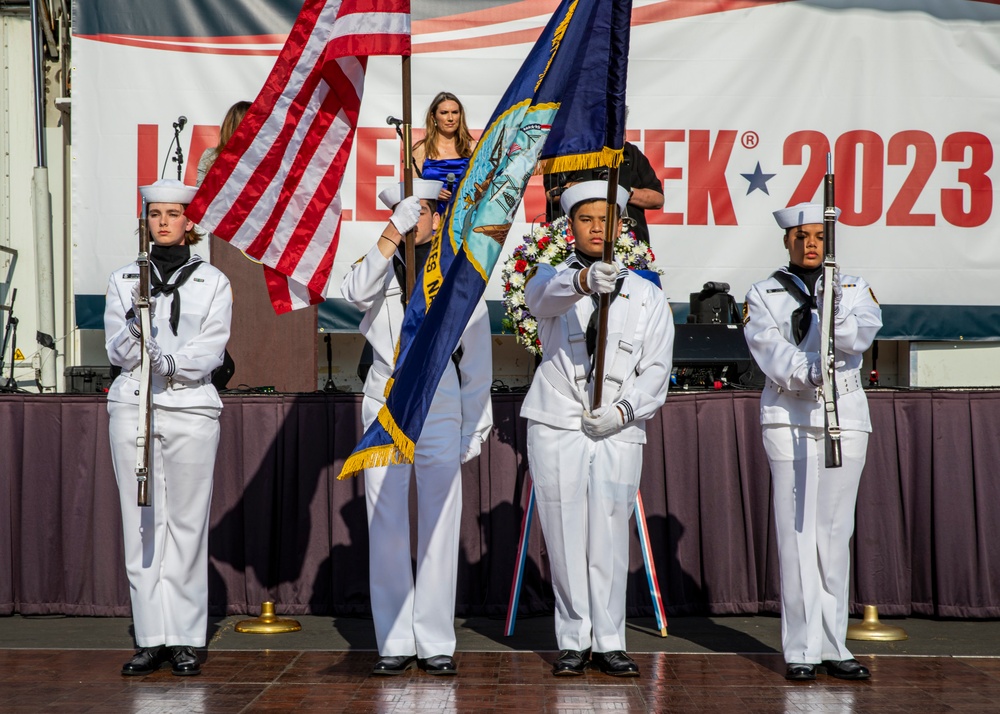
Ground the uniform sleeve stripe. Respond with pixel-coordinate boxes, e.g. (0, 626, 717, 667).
(617, 399, 635, 423)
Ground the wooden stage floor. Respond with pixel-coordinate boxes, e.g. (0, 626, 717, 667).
(2, 614, 999, 712)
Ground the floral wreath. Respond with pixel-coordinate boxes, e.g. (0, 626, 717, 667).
(501, 215, 659, 356)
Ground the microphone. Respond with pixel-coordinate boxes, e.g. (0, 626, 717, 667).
(173, 115, 187, 131)
(386, 116, 403, 127)
(445, 172, 456, 195)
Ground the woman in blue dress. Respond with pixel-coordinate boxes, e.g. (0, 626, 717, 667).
(412, 92, 476, 216)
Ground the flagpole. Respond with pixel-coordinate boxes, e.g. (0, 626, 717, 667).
(401, 56, 416, 298)
(591, 163, 620, 409)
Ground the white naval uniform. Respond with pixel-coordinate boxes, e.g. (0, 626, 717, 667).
(340, 243, 493, 658)
(521, 259, 673, 653)
(743, 267, 881, 665)
(105, 254, 232, 648)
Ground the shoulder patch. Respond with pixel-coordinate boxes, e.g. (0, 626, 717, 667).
(526, 265, 538, 282)
(869, 287, 879, 305)
(742, 301, 750, 325)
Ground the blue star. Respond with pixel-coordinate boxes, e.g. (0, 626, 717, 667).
(741, 162, 776, 195)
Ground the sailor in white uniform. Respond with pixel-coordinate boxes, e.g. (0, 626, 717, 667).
(743, 202, 881, 681)
(521, 181, 674, 677)
(105, 179, 232, 676)
(340, 179, 493, 676)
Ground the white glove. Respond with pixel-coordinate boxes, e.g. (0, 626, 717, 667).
(389, 195, 422, 235)
(144, 335, 171, 376)
(460, 435, 483, 465)
(130, 281, 156, 318)
(808, 356, 846, 387)
(817, 269, 843, 319)
(584, 261, 617, 295)
(581, 404, 623, 439)
(808, 357, 824, 387)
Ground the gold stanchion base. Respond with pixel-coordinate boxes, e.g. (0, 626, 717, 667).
(846, 604, 908, 641)
(659, 627, 668, 638)
(234, 601, 302, 634)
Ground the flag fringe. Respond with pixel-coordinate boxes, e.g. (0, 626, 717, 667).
(536, 146, 623, 175)
(336, 404, 416, 480)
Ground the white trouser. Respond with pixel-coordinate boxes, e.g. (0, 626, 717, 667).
(763, 425, 868, 664)
(527, 420, 642, 653)
(108, 400, 220, 648)
(362, 375, 463, 658)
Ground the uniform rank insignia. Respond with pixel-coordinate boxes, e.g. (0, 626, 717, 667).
(869, 288, 879, 305)
(742, 301, 750, 325)
(766, 288, 787, 294)
(526, 265, 538, 282)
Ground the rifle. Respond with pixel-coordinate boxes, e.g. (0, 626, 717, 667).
(134, 203, 153, 506)
(590, 163, 620, 410)
(821, 154, 842, 468)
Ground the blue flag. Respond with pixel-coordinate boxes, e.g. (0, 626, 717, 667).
(339, 0, 633, 478)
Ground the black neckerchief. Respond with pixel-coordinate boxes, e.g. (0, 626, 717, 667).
(392, 241, 432, 305)
(771, 265, 818, 345)
(565, 251, 625, 359)
(150, 244, 202, 335)
(788, 263, 822, 296)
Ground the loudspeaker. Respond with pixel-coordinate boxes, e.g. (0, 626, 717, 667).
(671, 323, 765, 389)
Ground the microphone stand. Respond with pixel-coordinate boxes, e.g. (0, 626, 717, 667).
(1, 289, 20, 392)
(171, 120, 185, 180)
(323, 334, 337, 392)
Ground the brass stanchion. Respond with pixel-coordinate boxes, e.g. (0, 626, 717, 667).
(235, 601, 302, 634)
(846, 604, 908, 641)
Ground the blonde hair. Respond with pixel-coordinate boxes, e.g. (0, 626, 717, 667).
(215, 101, 252, 154)
(183, 222, 203, 246)
(420, 92, 474, 160)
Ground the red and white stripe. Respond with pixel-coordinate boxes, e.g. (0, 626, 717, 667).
(187, 0, 410, 313)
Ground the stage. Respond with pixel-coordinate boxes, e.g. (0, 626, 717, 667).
(2, 390, 999, 619)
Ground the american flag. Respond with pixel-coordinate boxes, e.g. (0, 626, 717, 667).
(186, 0, 410, 314)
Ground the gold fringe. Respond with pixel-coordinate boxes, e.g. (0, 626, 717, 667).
(536, 146, 623, 175)
(337, 443, 400, 480)
(535, 0, 578, 91)
(336, 405, 416, 480)
(377, 404, 415, 464)
(383, 377, 394, 400)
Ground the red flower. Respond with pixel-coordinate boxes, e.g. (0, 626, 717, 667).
(514, 259, 528, 273)
(538, 236, 550, 249)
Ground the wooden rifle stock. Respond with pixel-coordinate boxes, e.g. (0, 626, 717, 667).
(821, 158, 843, 468)
(135, 207, 153, 506)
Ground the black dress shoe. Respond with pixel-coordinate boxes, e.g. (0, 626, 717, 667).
(372, 654, 417, 675)
(785, 663, 817, 681)
(553, 649, 590, 676)
(592, 651, 639, 677)
(419, 655, 457, 675)
(121, 646, 168, 676)
(821, 659, 870, 680)
(170, 646, 201, 676)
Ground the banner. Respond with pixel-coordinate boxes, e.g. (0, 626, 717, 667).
(71, 0, 1000, 339)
